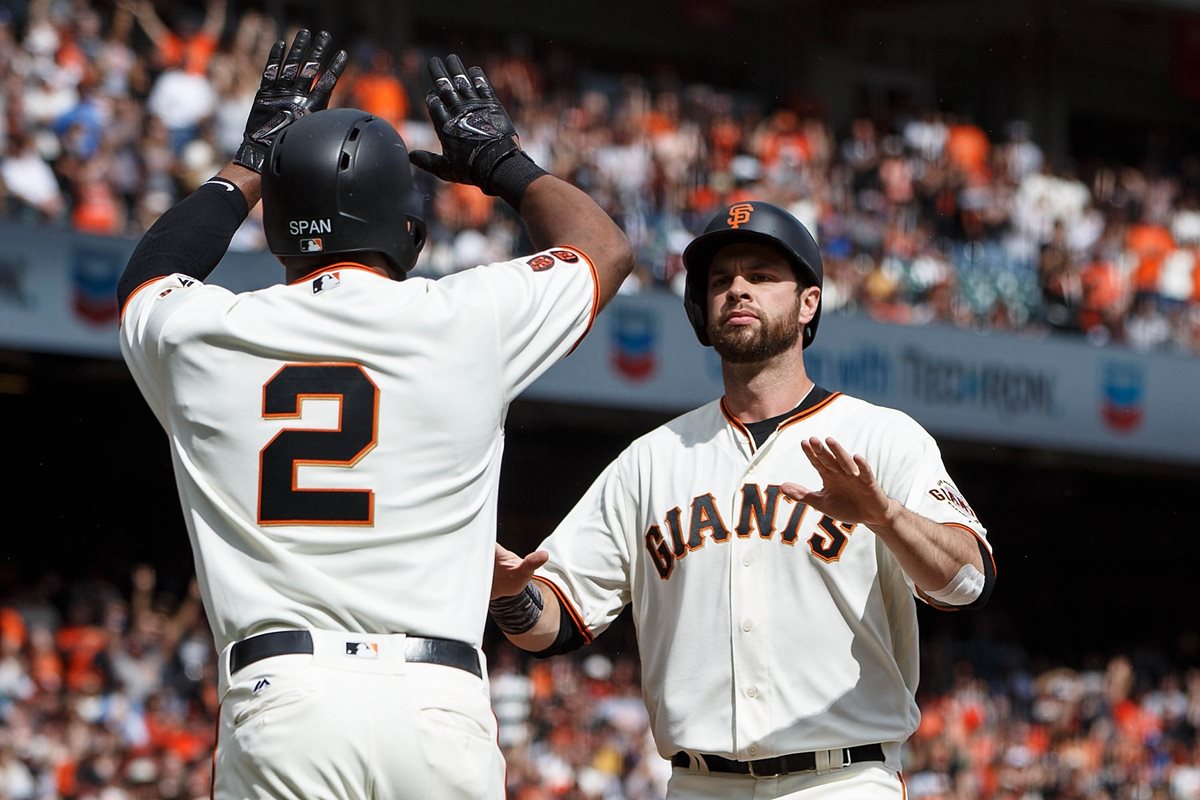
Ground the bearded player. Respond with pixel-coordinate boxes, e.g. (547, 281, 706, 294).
(491, 201, 995, 799)
(118, 31, 632, 800)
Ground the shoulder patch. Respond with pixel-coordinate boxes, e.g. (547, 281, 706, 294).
(157, 275, 196, 299)
(928, 479, 979, 523)
(527, 254, 555, 272)
(550, 249, 580, 263)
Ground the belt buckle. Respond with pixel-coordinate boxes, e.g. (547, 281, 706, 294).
(747, 757, 785, 779)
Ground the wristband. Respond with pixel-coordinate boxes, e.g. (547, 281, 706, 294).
(486, 150, 548, 209)
(488, 583, 544, 634)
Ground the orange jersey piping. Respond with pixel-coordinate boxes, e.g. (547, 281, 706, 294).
(719, 391, 844, 448)
(287, 263, 385, 285)
(557, 245, 600, 356)
(118, 275, 174, 325)
(532, 575, 594, 644)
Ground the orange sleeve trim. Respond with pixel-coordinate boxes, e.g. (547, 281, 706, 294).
(777, 391, 843, 429)
(917, 522, 995, 611)
(915, 585, 961, 612)
(557, 245, 600, 356)
(531, 575, 594, 644)
(118, 275, 172, 326)
(943, 521, 996, 577)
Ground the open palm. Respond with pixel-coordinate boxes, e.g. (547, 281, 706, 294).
(781, 437, 897, 528)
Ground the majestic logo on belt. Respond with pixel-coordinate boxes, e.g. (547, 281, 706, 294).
(727, 203, 754, 229)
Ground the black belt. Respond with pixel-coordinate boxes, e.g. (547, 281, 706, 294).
(229, 630, 482, 679)
(671, 743, 885, 778)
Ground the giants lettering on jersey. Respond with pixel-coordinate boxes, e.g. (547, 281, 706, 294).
(643, 482, 859, 579)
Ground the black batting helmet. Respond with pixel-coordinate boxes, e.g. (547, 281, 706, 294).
(263, 108, 426, 276)
(681, 200, 823, 348)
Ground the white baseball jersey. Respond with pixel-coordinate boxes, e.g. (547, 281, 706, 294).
(120, 248, 597, 653)
(535, 389, 990, 766)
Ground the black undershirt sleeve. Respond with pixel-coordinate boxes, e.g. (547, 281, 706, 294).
(117, 179, 251, 311)
(530, 596, 588, 658)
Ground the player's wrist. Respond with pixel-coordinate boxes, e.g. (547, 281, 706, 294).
(488, 582, 544, 634)
(233, 140, 269, 174)
(483, 149, 548, 209)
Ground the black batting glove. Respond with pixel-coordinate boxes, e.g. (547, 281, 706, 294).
(234, 29, 348, 174)
(409, 54, 546, 206)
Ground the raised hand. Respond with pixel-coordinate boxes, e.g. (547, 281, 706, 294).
(781, 437, 898, 529)
(409, 54, 526, 193)
(491, 542, 549, 600)
(233, 29, 348, 174)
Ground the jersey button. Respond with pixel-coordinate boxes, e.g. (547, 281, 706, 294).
(742, 555, 752, 567)
(747, 687, 758, 699)
(742, 620, 754, 632)
(748, 745, 758, 756)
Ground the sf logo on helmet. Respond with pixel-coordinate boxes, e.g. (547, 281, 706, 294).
(727, 203, 754, 229)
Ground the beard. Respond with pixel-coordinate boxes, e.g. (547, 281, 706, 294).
(708, 294, 804, 364)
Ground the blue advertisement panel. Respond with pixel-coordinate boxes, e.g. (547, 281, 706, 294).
(2, 222, 1197, 464)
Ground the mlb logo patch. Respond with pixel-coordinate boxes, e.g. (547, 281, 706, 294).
(300, 238, 324, 253)
(312, 272, 341, 294)
(344, 641, 379, 658)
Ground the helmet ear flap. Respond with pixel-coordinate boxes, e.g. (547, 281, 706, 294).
(408, 217, 427, 258)
(682, 270, 711, 347)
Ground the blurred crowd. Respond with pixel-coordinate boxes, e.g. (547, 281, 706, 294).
(3, 0, 1200, 356)
(2, 570, 1199, 800)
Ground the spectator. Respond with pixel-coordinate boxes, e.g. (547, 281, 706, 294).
(344, 44, 409, 128)
(0, 129, 64, 221)
(126, 0, 225, 77)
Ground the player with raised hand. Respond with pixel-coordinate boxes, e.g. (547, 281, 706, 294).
(118, 34, 632, 800)
(492, 200, 995, 799)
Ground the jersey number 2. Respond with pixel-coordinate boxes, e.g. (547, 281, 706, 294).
(258, 363, 378, 526)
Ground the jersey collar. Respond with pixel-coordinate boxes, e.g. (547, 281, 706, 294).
(720, 386, 841, 449)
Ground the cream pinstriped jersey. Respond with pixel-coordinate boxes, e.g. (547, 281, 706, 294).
(535, 391, 990, 763)
(120, 248, 597, 652)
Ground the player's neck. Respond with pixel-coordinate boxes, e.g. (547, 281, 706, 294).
(721, 352, 813, 423)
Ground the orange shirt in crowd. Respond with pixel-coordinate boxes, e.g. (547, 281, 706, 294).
(434, 182, 494, 230)
(1126, 223, 1174, 294)
(159, 32, 218, 76)
(708, 117, 741, 171)
(1191, 247, 1200, 301)
(73, 181, 124, 235)
(349, 73, 409, 127)
(55, 624, 108, 692)
(1079, 258, 1127, 330)
(946, 123, 990, 180)
(0, 607, 25, 647)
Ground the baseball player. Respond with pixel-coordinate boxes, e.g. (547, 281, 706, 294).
(117, 31, 633, 800)
(491, 201, 995, 798)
